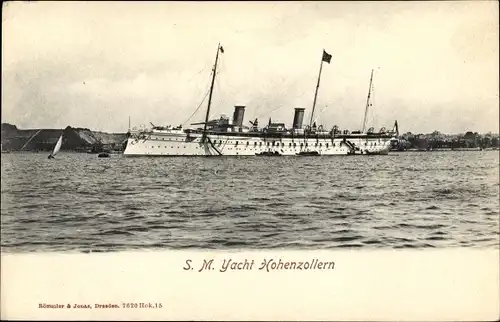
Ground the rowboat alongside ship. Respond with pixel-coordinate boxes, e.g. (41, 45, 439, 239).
(124, 44, 398, 157)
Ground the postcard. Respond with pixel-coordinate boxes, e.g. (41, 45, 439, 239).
(1, 1, 499, 320)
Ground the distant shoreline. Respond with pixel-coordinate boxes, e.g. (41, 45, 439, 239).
(2, 148, 499, 155)
(2, 122, 499, 153)
(391, 148, 498, 152)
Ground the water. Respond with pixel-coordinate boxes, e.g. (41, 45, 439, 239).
(1, 151, 498, 252)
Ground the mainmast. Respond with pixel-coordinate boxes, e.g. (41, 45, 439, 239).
(309, 49, 331, 129)
(202, 43, 224, 142)
(362, 69, 374, 133)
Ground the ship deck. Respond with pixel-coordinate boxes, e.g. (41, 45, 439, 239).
(183, 129, 395, 140)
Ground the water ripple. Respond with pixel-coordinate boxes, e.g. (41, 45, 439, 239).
(1, 151, 499, 252)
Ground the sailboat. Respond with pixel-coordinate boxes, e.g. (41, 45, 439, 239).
(48, 134, 63, 159)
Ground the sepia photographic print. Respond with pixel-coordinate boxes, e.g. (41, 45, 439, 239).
(1, 1, 499, 320)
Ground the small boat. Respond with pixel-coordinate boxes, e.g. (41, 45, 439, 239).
(256, 151, 281, 156)
(48, 133, 63, 159)
(98, 152, 110, 158)
(297, 151, 320, 156)
(363, 149, 389, 155)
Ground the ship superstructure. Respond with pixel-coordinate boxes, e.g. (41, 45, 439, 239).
(124, 44, 398, 157)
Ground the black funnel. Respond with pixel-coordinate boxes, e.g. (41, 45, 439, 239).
(292, 108, 305, 129)
(232, 106, 246, 127)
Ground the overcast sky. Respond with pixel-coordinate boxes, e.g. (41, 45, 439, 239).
(2, 1, 498, 134)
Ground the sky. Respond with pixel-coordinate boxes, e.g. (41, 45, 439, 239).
(2, 1, 499, 134)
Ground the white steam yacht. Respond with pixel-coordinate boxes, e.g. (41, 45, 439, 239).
(124, 44, 398, 157)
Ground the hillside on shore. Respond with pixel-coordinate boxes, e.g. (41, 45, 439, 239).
(1, 123, 127, 152)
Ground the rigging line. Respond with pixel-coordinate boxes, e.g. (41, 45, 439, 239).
(186, 65, 207, 83)
(204, 51, 224, 123)
(199, 51, 225, 123)
(182, 67, 217, 126)
(170, 65, 209, 123)
(209, 69, 224, 120)
(20, 129, 43, 150)
(210, 52, 228, 120)
(313, 105, 329, 125)
(253, 105, 284, 121)
(206, 136, 222, 155)
(183, 88, 211, 127)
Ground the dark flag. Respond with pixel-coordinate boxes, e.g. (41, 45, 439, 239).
(322, 50, 332, 64)
(220, 46, 224, 53)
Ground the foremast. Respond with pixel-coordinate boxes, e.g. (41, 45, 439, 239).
(202, 43, 224, 143)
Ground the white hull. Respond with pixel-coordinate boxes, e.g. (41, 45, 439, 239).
(123, 130, 393, 156)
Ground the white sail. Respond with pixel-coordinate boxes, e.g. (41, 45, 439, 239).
(51, 135, 63, 157)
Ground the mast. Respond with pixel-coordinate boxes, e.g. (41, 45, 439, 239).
(202, 43, 223, 142)
(362, 69, 374, 133)
(309, 52, 325, 129)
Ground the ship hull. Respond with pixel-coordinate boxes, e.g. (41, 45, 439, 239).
(123, 130, 394, 156)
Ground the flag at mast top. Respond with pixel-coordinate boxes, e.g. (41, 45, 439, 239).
(322, 50, 332, 64)
(308, 48, 331, 128)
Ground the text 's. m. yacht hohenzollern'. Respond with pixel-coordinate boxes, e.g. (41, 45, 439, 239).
(124, 44, 399, 157)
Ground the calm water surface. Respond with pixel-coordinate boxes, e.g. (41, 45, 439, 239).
(1, 151, 499, 252)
